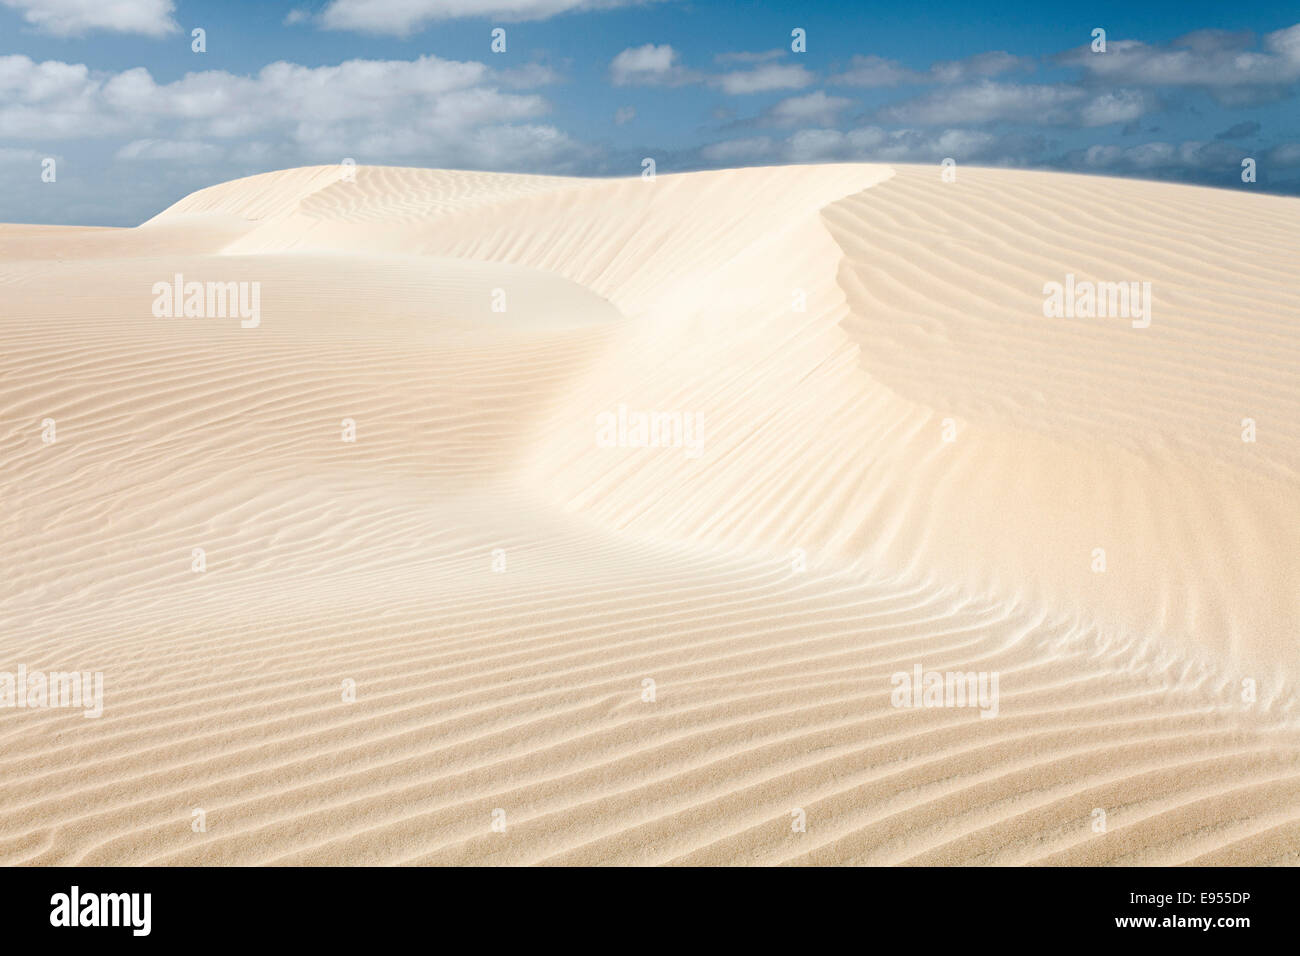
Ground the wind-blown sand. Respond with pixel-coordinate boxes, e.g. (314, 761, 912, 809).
(1, 163, 1298, 865)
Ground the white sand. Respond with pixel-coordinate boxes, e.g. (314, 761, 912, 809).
(1, 163, 1297, 865)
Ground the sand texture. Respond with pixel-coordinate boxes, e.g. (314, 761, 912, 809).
(1, 163, 1298, 865)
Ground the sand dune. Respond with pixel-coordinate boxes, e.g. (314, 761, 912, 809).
(1, 163, 1298, 865)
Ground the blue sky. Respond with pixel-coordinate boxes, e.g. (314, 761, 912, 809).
(3, 0, 1299, 225)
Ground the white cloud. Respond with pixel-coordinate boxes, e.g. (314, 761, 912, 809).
(116, 138, 222, 160)
(833, 51, 1034, 88)
(498, 63, 563, 88)
(1170, 29, 1256, 53)
(610, 46, 810, 93)
(613, 105, 635, 125)
(929, 51, 1034, 83)
(319, 0, 651, 35)
(0, 53, 584, 170)
(878, 81, 1087, 125)
(700, 136, 774, 162)
(713, 49, 784, 65)
(874, 79, 1154, 128)
(713, 63, 812, 94)
(784, 125, 998, 163)
(0, 0, 178, 37)
(0, 145, 46, 161)
(1069, 138, 1254, 172)
(1267, 22, 1300, 62)
(763, 91, 851, 127)
(454, 123, 584, 170)
(1058, 22, 1300, 103)
(1123, 142, 1178, 168)
(832, 55, 920, 88)
(784, 127, 856, 161)
(610, 44, 697, 86)
(1079, 89, 1149, 127)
